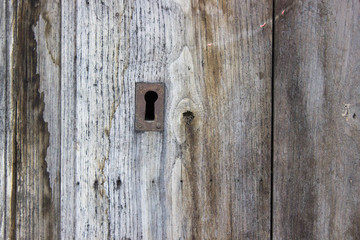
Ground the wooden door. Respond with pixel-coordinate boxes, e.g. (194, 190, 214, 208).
(0, 0, 359, 239)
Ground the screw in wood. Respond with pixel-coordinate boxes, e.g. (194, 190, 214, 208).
(137, 123, 143, 129)
(156, 123, 161, 129)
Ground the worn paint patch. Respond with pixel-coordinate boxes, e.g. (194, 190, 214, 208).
(10, 0, 56, 238)
(33, 0, 61, 196)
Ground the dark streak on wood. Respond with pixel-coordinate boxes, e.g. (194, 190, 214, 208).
(182, 111, 201, 239)
(183, 0, 271, 238)
(190, 2, 223, 238)
(196, 0, 223, 104)
(10, 0, 55, 238)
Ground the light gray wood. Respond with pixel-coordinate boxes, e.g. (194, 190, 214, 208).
(2, 0, 272, 239)
(274, 0, 360, 239)
(65, 0, 125, 238)
(103, 0, 272, 239)
(59, 0, 272, 239)
(60, 0, 77, 238)
(1, 2, 15, 239)
(0, 0, 9, 238)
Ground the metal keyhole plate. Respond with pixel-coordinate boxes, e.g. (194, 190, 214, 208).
(135, 82, 165, 131)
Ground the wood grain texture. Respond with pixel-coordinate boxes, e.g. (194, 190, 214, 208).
(274, 0, 360, 239)
(1, 3, 17, 239)
(60, 0, 272, 239)
(0, 0, 10, 238)
(104, 0, 272, 239)
(4, 0, 60, 239)
(1, 0, 272, 239)
(60, 0, 77, 238)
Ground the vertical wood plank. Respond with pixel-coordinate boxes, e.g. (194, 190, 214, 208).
(164, 1, 272, 238)
(0, 0, 9, 237)
(60, 0, 77, 238)
(33, 0, 62, 238)
(105, 0, 165, 238)
(105, 0, 272, 239)
(62, 0, 130, 238)
(1, 2, 15, 239)
(6, 0, 61, 238)
(274, 0, 360, 239)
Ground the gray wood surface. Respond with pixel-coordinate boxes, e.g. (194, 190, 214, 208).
(0, 0, 54, 239)
(0, 0, 10, 237)
(274, 0, 360, 239)
(3, 0, 360, 239)
(1, 0, 272, 239)
(1, 0, 61, 239)
(67, 0, 272, 239)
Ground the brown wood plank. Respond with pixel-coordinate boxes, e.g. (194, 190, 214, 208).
(274, 0, 360, 239)
(4, 0, 61, 238)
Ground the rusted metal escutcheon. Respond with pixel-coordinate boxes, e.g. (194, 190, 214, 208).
(135, 82, 165, 132)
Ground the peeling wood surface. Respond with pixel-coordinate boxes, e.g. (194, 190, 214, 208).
(274, 0, 360, 239)
(1, 0, 272, 239)
(2, 0, 60, 239)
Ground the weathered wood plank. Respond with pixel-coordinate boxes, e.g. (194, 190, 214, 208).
(1, 3, 16, 239)
(274, 0, 360, 239)
(2, 0, 272, 239)
(4, 0, 61, 238)
(60, 0, 77, 238)
(34, 0, 62, 239)
(104, 0, 272, 239)
(61, 0, 129, 238)
(0, 0, 9, 238)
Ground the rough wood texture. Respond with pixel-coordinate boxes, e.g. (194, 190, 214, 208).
(0, 0, 61, 239)
(2, 0, 359, 239)
(64, 0, 272, 239)
(0, 0, 10, 237)
(1, 0, 272, 239)
(274, 0, 360, 239)
(4, 0, 61, 239)
(60, 0, 77, 238)
(104, 0, 272, 239)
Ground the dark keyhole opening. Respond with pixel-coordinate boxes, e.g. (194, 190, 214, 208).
(144, 91, 158, 121)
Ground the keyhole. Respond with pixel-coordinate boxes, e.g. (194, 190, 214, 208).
(144, 91, 158, 121)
